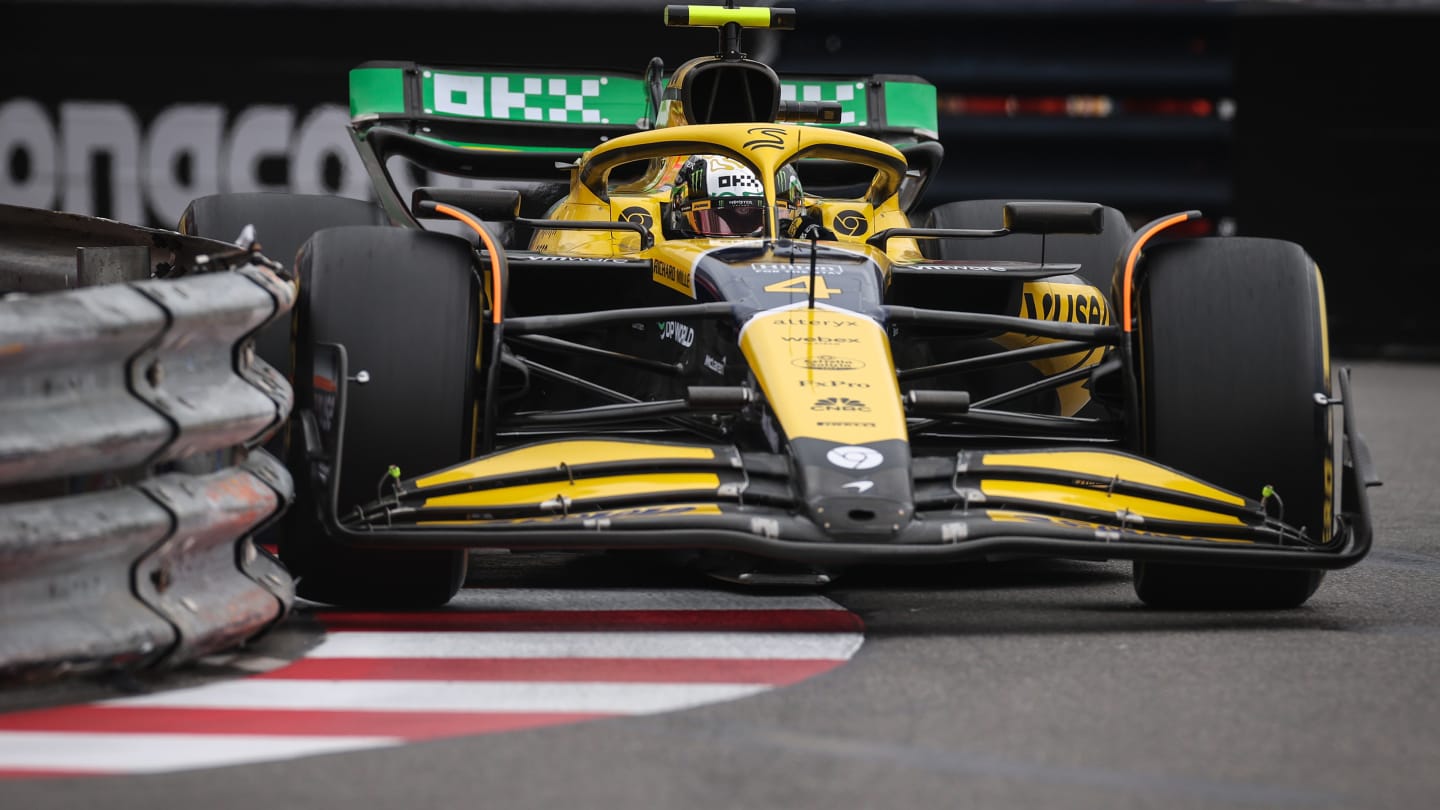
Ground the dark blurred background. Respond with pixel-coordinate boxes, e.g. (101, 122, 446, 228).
(2, 0, 1437, 355)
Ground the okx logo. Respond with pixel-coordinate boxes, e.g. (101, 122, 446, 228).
(427, 72, 637, 124)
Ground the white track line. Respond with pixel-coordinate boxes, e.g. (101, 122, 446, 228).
(436, 589, 851, 611)
(0, 732, 394, 774)
(305, 631, 863, 661)
(107, 679, 770, 715)
(0, 591, 864, 777)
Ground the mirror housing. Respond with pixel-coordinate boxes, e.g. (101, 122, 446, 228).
(1003, 201, 1105, 235)
(413, 187, 522, 222)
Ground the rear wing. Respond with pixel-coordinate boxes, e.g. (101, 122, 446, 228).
(350, 61, 939, 148)
(348, 61, 941, 226)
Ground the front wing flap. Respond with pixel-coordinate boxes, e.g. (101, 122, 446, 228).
(324, 427, 1373, 571)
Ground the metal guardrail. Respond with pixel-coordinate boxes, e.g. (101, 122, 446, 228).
(0, 454, 293, 680)
(0, 204, 297, 683)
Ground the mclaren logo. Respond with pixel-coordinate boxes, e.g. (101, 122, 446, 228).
(792, 355, 864, 371)
(832, 210, 869, 236)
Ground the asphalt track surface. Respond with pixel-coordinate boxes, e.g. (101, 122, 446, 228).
(2, 357, 1437, 810)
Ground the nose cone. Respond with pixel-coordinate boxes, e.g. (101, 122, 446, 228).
(809, 495, 912, 540)
(738, 303, 906, 447)
(790, 438, 915, 542)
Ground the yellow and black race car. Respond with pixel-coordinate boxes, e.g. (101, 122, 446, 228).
(180, 3, 1375, 610)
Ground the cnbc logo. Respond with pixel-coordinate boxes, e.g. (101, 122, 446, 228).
(426, 72, 623, 124)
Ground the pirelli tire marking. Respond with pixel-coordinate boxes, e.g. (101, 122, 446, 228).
(0, 590, 863, 777)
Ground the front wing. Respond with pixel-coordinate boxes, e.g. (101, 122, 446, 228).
(307, 362, 1375, 572)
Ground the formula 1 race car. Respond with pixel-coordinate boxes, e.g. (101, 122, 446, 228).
(179, 3, 1375, 609)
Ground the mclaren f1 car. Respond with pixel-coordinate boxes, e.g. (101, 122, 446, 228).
(178, 3, 1377, 609)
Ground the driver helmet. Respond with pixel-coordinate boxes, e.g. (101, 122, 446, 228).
(672, 155, 803, 238)
(774, 162, 805, 233)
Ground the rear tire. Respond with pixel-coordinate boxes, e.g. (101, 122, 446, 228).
(1132, 237, 1331, 609)
(286, 225, 479, 608)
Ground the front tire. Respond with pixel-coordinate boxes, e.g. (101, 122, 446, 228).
(1132, 237, 1331, 609)
(286, 225, 480, 608)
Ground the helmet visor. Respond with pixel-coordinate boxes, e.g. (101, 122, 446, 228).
(688, 199, 766, 237)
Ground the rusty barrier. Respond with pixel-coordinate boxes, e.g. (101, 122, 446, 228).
(0, 203, 296, 683)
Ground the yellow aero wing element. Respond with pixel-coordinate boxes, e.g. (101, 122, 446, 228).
(421, 503, 724, 527)
(982, 450, 1245, 506)
(980, 480, 1245, 526)
(1315, 263, 1334, 543)
(739, 303, 905, 444)
(985, 509, 1252, 544)
(424, 473, 722, 509)
(416, 441, 716, 489)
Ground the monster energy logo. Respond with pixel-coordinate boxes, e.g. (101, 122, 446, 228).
(423, 71, 645, 124)
(780, 81, 869, 126)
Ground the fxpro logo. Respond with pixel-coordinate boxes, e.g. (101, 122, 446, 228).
(0, 99, 374, 228)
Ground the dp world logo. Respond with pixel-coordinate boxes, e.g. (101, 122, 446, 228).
(826, 445, 884, 470)
(832, 210, 869, 236)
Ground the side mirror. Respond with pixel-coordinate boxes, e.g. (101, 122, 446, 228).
(1003, 201, 1104, 235)
(777, 100, 844, 124)
(412, 187, 522, 222)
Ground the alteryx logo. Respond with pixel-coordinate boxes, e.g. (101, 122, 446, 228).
(425, 72, 645, 125)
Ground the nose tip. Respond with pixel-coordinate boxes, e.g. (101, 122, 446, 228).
(809, 495, 911, 541)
